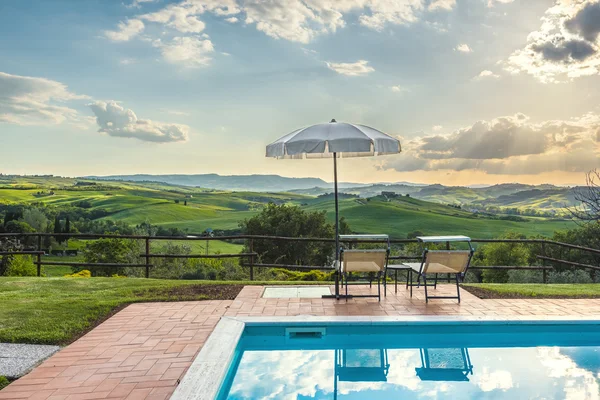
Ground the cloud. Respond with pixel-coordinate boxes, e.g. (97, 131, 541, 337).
(161, 109, 190, 116)
(455, 43, 472, 53)
(505, 0, 600, 83)
(487, 0, 515, 6)
(0, 71, 88, 126)
(474, 70, 500, 80)
(152, 36, 215, 67)
(326, 60, 374, 76)
(106, 0, 454, 47)
(381, 112, 600, 175)
(126, 0, 157, 9)
(429, 0, 456, 11)
(390, 85, 408, 93)
(88, 101, 189, 143)
(104, 19, 145, 41)
(432, 125, 443, 131)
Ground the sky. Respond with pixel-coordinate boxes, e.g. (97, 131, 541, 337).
(1, 0, 599, 186)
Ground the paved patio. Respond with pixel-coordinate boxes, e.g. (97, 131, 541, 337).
(2, 284, 600, 400)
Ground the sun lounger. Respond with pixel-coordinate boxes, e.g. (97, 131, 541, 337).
(340, 248, 389, 301)
(406, 250, 473, 303)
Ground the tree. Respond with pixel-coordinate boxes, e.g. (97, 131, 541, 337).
(82, 237, 140, 276)
(53, 216, 63, 244)
(474, 232, 531, 283)
(64, 216, 71, 242)
(22, 208, 48, 232)
(240, 203, 338, 266)
(569, 169, 600, 222)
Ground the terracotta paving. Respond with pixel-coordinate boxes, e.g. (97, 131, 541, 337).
(2, 284, 600, 399)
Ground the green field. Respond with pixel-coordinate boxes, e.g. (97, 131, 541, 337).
(0, 176, 576, 238)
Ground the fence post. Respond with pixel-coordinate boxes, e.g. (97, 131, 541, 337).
(541, 242, 548, 284)
(249, 239, 254, 281)
(37, 234, 42, 277)
(145, 238, 150, 278)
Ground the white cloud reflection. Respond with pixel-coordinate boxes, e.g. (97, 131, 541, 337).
(225, 346, 600, 399)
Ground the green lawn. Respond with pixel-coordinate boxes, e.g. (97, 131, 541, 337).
(0, 277, 323, 345)
(464, 283, 600, 298)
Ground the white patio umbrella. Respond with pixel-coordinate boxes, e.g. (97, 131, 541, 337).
(266, 119, 401, 298)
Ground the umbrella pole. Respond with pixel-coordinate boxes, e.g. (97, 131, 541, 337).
(334, 152, 340, 299)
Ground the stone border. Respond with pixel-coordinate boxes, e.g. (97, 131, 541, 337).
(170, 318, 244, 400)
(171, 315, 600, 400)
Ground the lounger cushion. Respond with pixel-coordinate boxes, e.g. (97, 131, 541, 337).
(405, 263, 460, 274)
(342, 261, 382, 273)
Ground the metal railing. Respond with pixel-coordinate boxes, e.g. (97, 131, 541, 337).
(0, 232, 599, 282)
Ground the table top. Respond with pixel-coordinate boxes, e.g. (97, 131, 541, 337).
(416, 235, 471, 243)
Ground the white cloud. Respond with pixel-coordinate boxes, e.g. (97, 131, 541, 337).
(474, 70, 500, 80)
(140, 4, 207, 34)
(0, 71, 88, 126)
(505, 0, 600, 83)
(487, 0, 516, 6)
(475, 369, 513, 392)
(382, 112, 600, 175)
(104, 19, 145, 41)
(88, 101, 189, 143)
(120, 58, 137, 65)
(390, 85, 408, 93)
(161, 109, 190, 116)
(152, 36, 215, 67)
(432, 125, 443, 131)
(326, 60, 374, 76)
(105, 0, 454, 48)
(455, 43, 472, 53)
(429, 0, 456, 11)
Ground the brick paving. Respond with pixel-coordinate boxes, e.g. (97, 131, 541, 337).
(2, 284, 600, 399)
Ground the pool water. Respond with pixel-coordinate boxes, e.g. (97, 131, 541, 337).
(218, 323, 600, 399)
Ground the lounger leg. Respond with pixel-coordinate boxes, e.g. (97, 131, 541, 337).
(434, 274, 438, 289)
(455, 274, 461, 303)
(423, 275, 429, 303)
(384, 270, 387, 297)
(377, 274, 381, 302)
(395, 269, 398, 294)
(405, 270, 409, 290)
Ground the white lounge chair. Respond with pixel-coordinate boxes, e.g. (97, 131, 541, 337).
(405, 250, 473, 303)
(340, 249, 388, 301)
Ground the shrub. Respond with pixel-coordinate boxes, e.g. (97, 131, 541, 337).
(548, 270, 594, 284)
(4, 256, 37, 277)
(64, 270, 91, 278)
(507, 270, 544, 283)
(0, 376, 9, 390)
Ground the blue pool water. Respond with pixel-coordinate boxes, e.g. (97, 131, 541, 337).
(218, 322, 600, 399)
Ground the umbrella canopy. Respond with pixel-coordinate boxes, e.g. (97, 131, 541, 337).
(266, 119, 401, 299)
(266, 119, 400, 159)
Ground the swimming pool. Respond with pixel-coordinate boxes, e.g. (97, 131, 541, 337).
(172, 317, 600, 400)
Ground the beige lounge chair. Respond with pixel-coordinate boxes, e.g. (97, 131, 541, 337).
(340, 249, 388, 301)
(405, 250, 472, 303)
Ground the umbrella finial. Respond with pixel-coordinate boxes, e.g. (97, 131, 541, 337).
(330, 119, 337, 123)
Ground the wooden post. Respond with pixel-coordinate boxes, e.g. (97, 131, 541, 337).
(37, 234, 42, 277)
(145, 238, 150, 278)
(249, 239, 254, 281)
(446, 241, 451, 282)
(541, 242, 548, 284)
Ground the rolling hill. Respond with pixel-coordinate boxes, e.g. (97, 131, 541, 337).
(0, 176, 576, 239)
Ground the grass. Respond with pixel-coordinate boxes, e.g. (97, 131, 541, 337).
(0, 277, 326, 345)
(0, 176, 575, 238)
(463, 283, 600, 298)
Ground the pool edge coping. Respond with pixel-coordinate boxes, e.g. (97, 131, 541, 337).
(170, 315, 600, 400)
